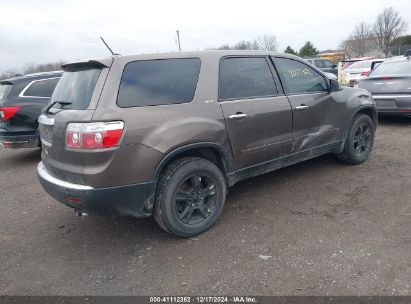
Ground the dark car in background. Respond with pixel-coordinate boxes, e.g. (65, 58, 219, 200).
(305, 58, 338, 75)
(356, 55, 411, 116)
(0, 71, 61, 148)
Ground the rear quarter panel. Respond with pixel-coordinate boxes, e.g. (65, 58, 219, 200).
(90, 53, 232, 186)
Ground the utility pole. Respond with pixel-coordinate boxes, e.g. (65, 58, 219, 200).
(176, 30, 181, 52)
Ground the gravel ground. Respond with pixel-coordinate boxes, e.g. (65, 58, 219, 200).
(0, 117, 410, 296)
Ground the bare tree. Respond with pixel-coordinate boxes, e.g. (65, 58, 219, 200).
(348, 22, 374, 57)
(339, 40, 353, 59)
(255, 35, 278, 51)
(0, 69, 19, 81)
(211, 34, 278, 51)
(233, 40, 253, 50)
(23, 61, 65, 74)
(373, 7, 408, 56)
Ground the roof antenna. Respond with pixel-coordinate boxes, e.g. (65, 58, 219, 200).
(100, 36, 119, 56)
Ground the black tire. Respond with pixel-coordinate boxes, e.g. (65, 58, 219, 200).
(153, 157, 227, 237)
(336, 114, 375, 165)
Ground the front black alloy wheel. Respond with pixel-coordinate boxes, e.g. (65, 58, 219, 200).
(353, 122, 372, 157)
(336, 114, 375, 165)
(154, 157, 226, 237)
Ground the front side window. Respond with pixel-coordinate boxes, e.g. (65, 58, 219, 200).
(117, 58, 201, 107)
(51, 68, 101, 110)
(219, 57, 277, 101)
(274, 57, 328, 94)
(22, 78, 59, 98)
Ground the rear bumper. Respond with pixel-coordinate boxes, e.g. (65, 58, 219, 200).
(0, 132, 39, 148)
(373, 95, 411, 117)
(37, 162, 157, 217)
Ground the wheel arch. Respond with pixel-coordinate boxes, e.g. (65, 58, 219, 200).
(338, 105, 377, 153)
(152, 142, 235, 187)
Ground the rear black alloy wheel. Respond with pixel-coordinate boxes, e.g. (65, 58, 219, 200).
(175, 174, 217, 225)
(336, 114, 375, 165)
(154, 157, 226, 237)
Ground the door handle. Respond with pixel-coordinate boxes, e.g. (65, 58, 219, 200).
(229, 113, 248, 120)
(295, 105, 309, 111)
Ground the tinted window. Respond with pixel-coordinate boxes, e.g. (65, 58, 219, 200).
(219, 57, 277, 100)
(322, 60, 335, 68)
(51, 68, 101, 110)
(117, 58, 201, 107)
(23, 78, 59, 97)
(369, 60, 411, 76)
(0, 81, 28, 105)
(274, 58, 328, 94)
(0, 84, 12, 106)
(314, 60, 325, 68)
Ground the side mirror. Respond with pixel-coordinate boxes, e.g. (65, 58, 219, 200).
(330, 79, 341, 92)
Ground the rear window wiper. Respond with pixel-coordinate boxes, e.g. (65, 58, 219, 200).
(45, 101, 72, 114)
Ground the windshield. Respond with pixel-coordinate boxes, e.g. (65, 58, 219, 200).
(51, 68, 101, 110)
(369, 60, 411, 76)
(0, 84, 13, 106)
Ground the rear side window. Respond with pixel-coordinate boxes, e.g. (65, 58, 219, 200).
(117, 58, 201, 107)
(219, 57, 277, 100)
(22, 78, 59, 98)
(0, 84, 12, 106)
(0, 82, 28, 106)
(51, 68, 101, 110)
(274, 57, 328, 94)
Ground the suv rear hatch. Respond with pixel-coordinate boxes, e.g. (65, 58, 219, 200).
(39, 59, 112, 185)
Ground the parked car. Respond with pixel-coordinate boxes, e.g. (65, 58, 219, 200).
(0, 71, 62, 148)
(305, 58, 338, 75)
(37, 51, 377, 237)
(356, 55, 411, 116)
(342, 59, 385, 87)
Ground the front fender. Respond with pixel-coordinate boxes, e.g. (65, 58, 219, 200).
(335, 88, 377, 153)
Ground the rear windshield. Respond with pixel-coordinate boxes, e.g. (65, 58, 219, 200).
(50, 68, 101, 110)
(117, 58, 201, 107)
(346, 60, 372, 70)
(369, 60, 411, 76)
(0, 84, 12, 106)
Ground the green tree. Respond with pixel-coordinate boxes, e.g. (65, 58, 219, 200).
(284, 45, 298, 55)
(298, 41, 319, 57)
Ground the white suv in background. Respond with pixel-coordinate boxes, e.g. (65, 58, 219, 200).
(343, 59, 385, 87)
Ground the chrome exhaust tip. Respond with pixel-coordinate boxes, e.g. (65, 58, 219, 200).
(75, 210, 89, 218)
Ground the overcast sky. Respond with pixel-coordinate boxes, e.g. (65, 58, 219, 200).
(0, 0, 410, 73)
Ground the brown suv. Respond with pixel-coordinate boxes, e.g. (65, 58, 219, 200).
(37, 51, 377, 237)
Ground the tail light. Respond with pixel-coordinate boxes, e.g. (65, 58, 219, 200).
(0, 106, 21, 122)
(360, 71, 369, 76)
(66, 121, 124, 149)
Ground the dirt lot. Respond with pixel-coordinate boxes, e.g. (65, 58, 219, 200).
(0, 117, 410, 296)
